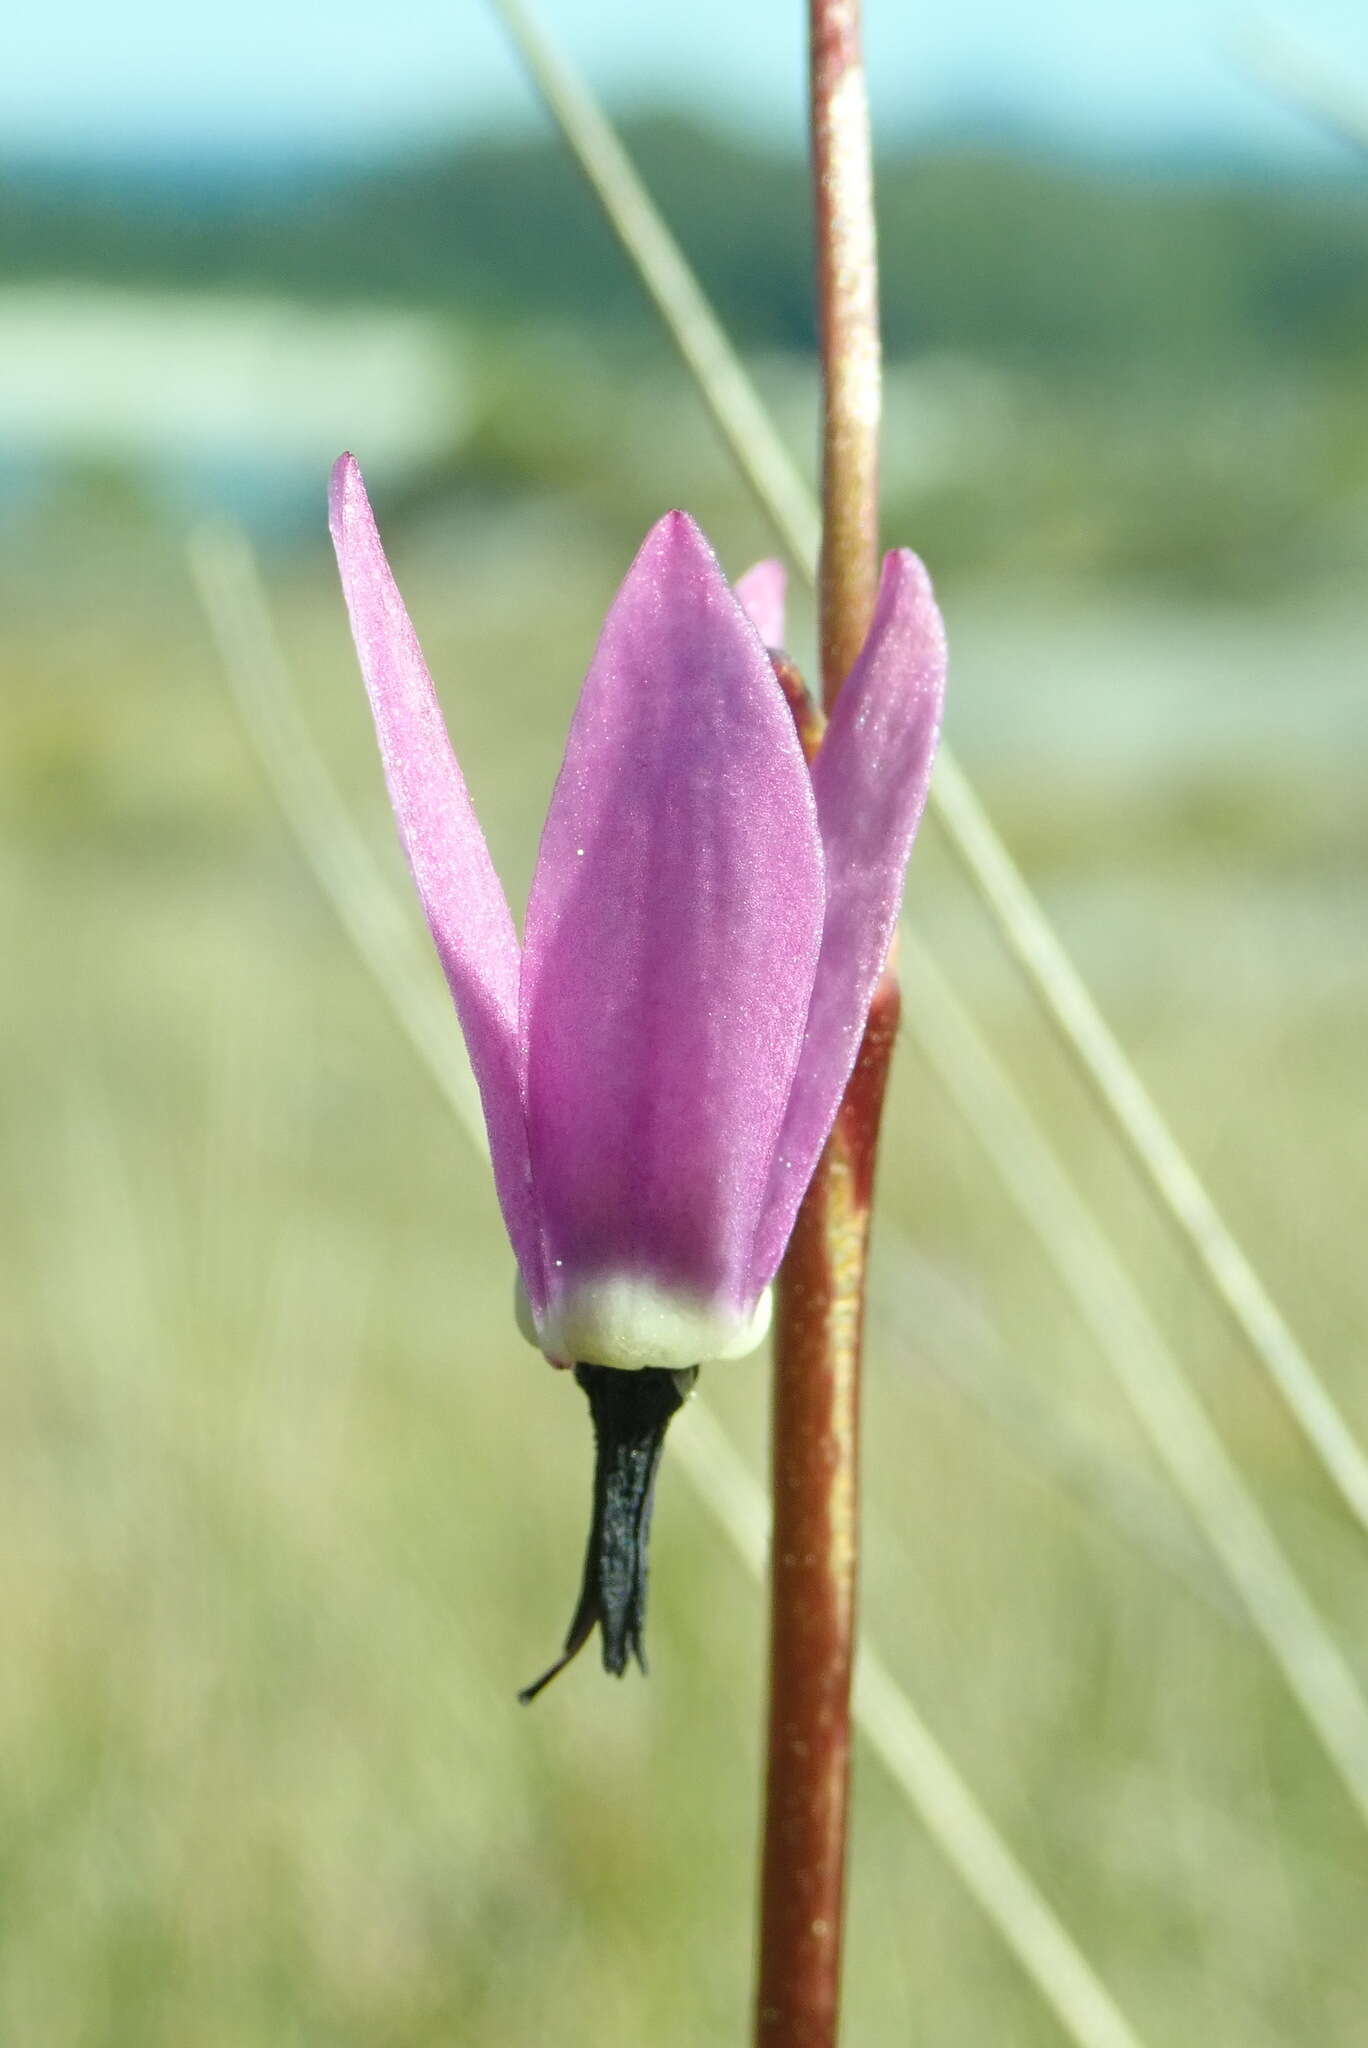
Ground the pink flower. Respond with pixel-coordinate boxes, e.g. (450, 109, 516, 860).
(330, 452, 944, 1688)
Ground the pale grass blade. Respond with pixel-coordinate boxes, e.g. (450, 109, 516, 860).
(901, 932, 1368, 1833)
(490, 0, 1368, 1543)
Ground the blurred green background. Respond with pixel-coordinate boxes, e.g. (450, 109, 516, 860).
(3, 7, 1368, 2043)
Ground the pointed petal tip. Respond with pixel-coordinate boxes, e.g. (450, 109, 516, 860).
(880, 543, 934, 601)
(881, 545, 945, 631)
(641, 506, 710, 561)
(871, 547, 948, 703)
(632, 514, 779, 644)
(618, 510, 742, 618)
(328, 450, 367, 544)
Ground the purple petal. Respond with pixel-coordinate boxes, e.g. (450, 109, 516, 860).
(734, 559, 788, 650)
(329, 454, 541, 1303)
(750, 550, 945, 1286)
(521, 512, 824, 1350)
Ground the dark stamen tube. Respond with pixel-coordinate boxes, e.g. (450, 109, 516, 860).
(519, 1363, 696, 1702)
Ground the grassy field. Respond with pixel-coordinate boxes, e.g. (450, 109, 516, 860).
(3, 480, 1366, 2044)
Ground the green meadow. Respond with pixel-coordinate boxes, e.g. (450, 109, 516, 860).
(2, 122, 1367, 2042)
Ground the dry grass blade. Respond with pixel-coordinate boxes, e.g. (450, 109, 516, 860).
(1234, 21, 1368, 158)
(489, 0, 1368, 1543)
(901, 931, 1368, 1833)
(495, 0, 818, 569)
(192, 525, 1151, 2048)
(926, 754, 1368, 1545)
(189, 525, 489, 1149)
(874, 1228, 1246, 1628)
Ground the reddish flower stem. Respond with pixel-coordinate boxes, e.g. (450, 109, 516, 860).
(756, 983, 897, 2048)
(755, 7, 884, 2046)
(809, 0, 881, 709)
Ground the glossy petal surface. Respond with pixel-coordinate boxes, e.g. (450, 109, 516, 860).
(329, 454, 541, 1300)
(751, 549, 945, 1286)
(734, 559, 788, 650)
(522, 512, 824, 1337)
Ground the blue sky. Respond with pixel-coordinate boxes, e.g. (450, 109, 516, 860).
(5, 0, 1367, 164)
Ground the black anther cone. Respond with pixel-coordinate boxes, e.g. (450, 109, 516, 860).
(519, 1363, 696, 1703)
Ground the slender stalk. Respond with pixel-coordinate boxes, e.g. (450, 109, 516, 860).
(756, 10, 881, 2042)
(810, 0, 881, 703)
(760, 982, 897, 2046)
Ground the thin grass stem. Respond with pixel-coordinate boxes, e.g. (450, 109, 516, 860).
(496, 0, 819, 570)
(873, 1227, 1247, 1628)
(487, 0, 1368, 1544)
(1234, 22, 1368, 158)
(900, 931, 1368, 1832)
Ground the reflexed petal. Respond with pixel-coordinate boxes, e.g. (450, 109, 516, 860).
(329, 454, 541, 1302)
(750, 549, 945, 1285)
(734, 559, 788, 650)
(521, 512, 825, 1364)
